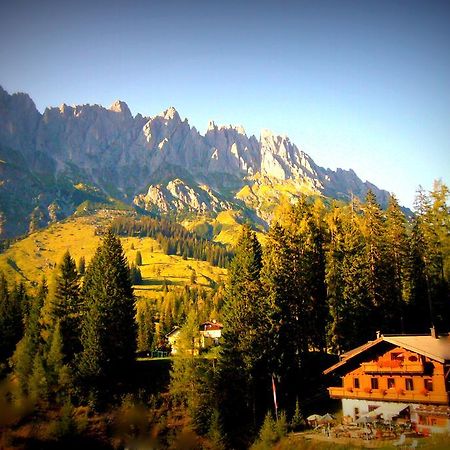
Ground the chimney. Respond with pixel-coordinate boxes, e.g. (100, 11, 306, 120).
(376, 330, 381, 339)
(430, 326, 438, 339)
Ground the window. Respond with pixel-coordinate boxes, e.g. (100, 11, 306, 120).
(391, 352, 404, 361)
(354, 407, 360, 419)
(405, 378, 414, 391)
(387, 378, 395, 389)
(424, 379, 433, 391)
(354, 378, 360, 389)
(371, 378, 379, 389)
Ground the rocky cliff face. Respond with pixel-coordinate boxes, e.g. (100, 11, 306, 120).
(0, 86, 391, 238)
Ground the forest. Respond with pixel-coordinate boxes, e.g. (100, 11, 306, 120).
(110, 215, 233, 268)
(0, 180, 448, 449)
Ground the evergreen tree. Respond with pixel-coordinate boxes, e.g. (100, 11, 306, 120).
(135, 250, 142, 266)
(262, 198, 327, 410)
(137, 303, 155, 352)
(325, 203, 370, 352)
(361, 191, 399, 333)
(411, 182, 450, 330)
(28, 353, 48, 404)
(77, 256, 86, 275)
(0, 274, 24, 363)
(216, 225, 272, 449)
(385, 195, 409, 329)
(53, 251, 81, 362)
(77, 230, 136, 401)
(407, 217, 431, 331)
(129, 263, 143, 285)
(11, 277, 47, 393)
(46, 321, 65, 388)
(170, 310, 216, 435)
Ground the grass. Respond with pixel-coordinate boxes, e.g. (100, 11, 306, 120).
(0, 212, 227, 297)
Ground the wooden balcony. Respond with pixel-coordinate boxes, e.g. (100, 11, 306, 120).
(361, 361, 424, 374)
(328, 386, 449, 405)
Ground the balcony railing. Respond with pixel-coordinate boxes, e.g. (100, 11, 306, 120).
(361, 361, 424, 374)
(328, 386, 448, 404)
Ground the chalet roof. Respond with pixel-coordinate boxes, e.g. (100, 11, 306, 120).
(383, 334, 450, 364)
(324, 333, 450, 375)
(199, 321, 223, 331)
(165, 326, 180, 338)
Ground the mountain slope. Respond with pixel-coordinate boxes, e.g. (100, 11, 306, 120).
(0, 211, 226, 295)
(0, 86, 391, 238)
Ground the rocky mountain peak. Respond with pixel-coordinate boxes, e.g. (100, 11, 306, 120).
(0, 86, 394, 239)
(158, 106, 181, 122)
(109, 100, 132, 117)
(207, 120, 217, 131)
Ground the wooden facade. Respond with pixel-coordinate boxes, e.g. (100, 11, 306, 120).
(324, 333, 450, 434)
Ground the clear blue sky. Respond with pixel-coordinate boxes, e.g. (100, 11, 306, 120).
(1, 0, 449, 208)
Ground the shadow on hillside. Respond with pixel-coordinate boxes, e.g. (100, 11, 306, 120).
(139, 278, 183, 287)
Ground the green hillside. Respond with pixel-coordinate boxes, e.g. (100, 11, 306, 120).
(0, 211, 227, 297)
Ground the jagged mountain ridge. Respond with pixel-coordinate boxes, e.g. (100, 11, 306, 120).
(0, 86, 390, 238)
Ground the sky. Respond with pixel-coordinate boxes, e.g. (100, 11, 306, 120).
(0, 0, 449, 208)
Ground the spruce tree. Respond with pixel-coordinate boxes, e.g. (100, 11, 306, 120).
(135, 250, 142, 266)
(77, 256, 86, 275)
(12, 277, 47, 393)
(325, 203, 370, 352)
(262, 197, 327, 409)
(385, 195, 409, 329)
(77, 230, 136, 401)
(216, 225, 272, 449)
(53, 251, 81, 362)
(0, 274, 24, 363)
(361, 191, 398, 333)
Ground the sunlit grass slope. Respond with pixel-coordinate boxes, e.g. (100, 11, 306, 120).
(0, 212, 227, 297)
(184, 209, 266, 246)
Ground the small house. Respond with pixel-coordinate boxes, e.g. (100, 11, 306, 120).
(199, 320, 223, 348)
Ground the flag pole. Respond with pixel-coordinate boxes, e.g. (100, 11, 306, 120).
(272, 374, 278, 421)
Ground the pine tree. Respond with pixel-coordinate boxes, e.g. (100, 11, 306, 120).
(77, 256, 86, 275)
(46, 321, 65, 388)
(53, 251, 81, 362)
(28, 353, 48, 404)
(410, 182, 450, 331)
(262, 197, 327, 410)
(361, 191, 398, 333)
(170, 310, 216, 435)
(135, 250, 142, 266)
(137, 303, 155, 352)
(0, 274, 24, 362)
(385, 195, 409, 329)
(11, 277, 47, 393)
(407, 217, 430, 332)
(77, 230, 137, 401)
(216, 225, 272, 449)
(325, 203, 370, 352)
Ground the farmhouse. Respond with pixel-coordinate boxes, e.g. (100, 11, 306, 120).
(199, 320, 223, 348)
(324, 330, 450, 434)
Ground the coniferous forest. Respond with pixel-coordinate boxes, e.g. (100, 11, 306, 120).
(0, 181, 448, 449)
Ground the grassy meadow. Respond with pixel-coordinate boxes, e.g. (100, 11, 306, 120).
(0, 212, 227, 299)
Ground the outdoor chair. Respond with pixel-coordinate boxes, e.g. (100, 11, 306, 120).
(393, 433, 406, 448)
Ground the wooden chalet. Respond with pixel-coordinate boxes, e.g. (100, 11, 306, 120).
(199, 320, 223, 348)
(324, 330, 450, 434)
